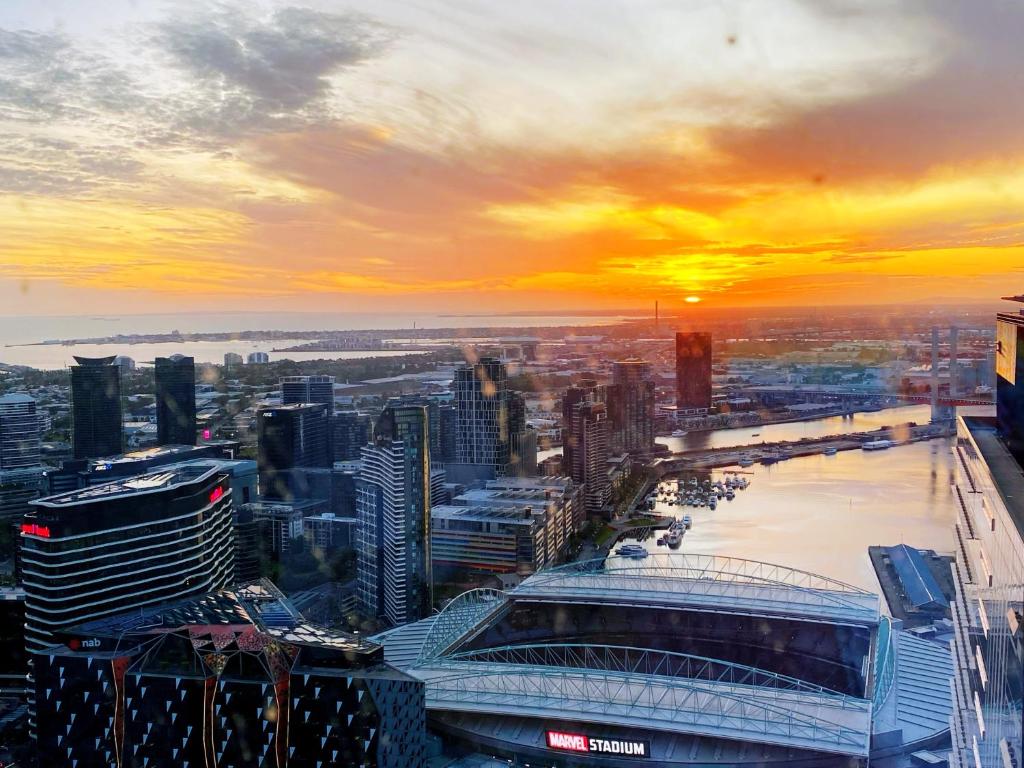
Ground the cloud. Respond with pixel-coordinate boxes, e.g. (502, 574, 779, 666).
(151, 5, 393, 135)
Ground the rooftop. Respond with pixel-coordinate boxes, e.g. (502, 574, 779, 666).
(962, 414, 1024, 539)
(34, 462, 222, 507)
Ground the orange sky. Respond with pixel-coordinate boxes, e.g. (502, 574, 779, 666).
(1, 0, 1022, 316)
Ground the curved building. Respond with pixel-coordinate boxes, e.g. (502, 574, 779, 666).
(375, 553, 952, 766)
(22, 461, 235, 653)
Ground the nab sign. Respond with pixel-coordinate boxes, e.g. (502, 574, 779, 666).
(546, 730, 650, 759)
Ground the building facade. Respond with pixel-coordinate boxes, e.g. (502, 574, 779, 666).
(454, 357, 512, 475)
(257, 403, 331, 499)
(675, 332, 713, 412)
(155, 354, 197, 446)
(431, 477, 582, 576)
(70, 355, 123, 460)
(356, 402, 432, 626)
(0, 392, 44, 522)
(334, 410, 373, 462)
(562, 379, 611, 518)
(950, 300, 1024, 768)
(34, 581, 426, 768)
(607, 360, 655, 453)
(22, 462, 235, 654)
(281, 374, 336, 409)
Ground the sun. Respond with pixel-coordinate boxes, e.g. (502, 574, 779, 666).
(684, 295, 702, 303)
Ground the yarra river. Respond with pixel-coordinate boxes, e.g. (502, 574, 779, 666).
(615, 405, 958, 592)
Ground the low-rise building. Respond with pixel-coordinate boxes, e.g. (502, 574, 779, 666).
(431, 476, 583, 576)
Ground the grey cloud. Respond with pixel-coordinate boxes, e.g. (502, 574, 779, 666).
(152, 6, 392, 128)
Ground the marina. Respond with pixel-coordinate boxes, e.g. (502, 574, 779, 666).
(610, 437, 957, 592)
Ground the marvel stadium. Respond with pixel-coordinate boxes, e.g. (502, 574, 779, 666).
(374, 553, 951, 767)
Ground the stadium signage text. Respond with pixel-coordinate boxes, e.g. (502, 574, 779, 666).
(546, 730, 650, 758)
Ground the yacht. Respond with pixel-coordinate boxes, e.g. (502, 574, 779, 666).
(823, 447, 838, 456)
(862, 440, 893, 451)
(616, 544, 649, 559)
(671, 429, 688, 438)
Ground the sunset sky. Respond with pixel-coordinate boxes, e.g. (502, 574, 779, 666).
(1, 0, 1022, 316)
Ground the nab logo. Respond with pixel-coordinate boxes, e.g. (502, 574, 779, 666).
(68, 638, 101, 650)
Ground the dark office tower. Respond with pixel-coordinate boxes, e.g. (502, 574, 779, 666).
(257, 403, 330, 499)
(949, 295, 1024, 768)
(507, 390, 537, 476)
(22, 462, 234, 654)
(333, 410, 373, 462)
(70, 355, 122, 460)
(357, 402, 431, 625)
(438, 403, 457, 463)
(454, 357, 516, 475)
(607, 360, 656, 453)
(281, 374, 336, 410)
(562, 379, 610, 517)
(34, 581, 426, 768)
(675, 331, 713, 411)
(155, 354, 197, 446)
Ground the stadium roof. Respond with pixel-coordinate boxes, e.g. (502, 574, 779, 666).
(512, 554, 881, 627)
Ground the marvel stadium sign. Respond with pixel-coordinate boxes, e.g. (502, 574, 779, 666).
(546, 730, 650, 758)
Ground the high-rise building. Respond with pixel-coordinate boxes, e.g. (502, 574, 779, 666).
(0, 393, 40, 469)
(281, 374, 336, 409)
(438, 403, 457, 463)
(562, 379, 610, 518)
(70, 355, 123, 460)
(257, 403, 330, 499)
(357, 401, 431, 626)
(223, 351, 243, 369)
(247, 351, 269, 364)
(453, 357, 531, 477)
(607, 359, 655, 453)
(507, 390, 538, 476)
(949, 295, 1024, 768)
(455, 357, 509, 473)
(333, 410, 373, 461)
(34, 580, 426, 768)
(675, 331, 713, 412)
(0, 393, 45, 521)
(22, 462, 235, 655)
(155, 354, 196, 446)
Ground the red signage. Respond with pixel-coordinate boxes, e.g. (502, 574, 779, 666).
(547, 731, 588, 752)
(20, 523, 51, 538)
(209, 486, 225, 504)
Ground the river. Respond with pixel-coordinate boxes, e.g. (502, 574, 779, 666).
(613, 437, 957, 593)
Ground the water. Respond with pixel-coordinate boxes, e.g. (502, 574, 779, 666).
(0, 340, 421, 369)
(657, 405, 935, 452)
(613, 438, 956, 593)
(0, 311, 626, 369)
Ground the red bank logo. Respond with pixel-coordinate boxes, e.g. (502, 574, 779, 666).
(20, 523, 51, 538)
(209, 486, 225, 504)
(546, 731, 649, 758)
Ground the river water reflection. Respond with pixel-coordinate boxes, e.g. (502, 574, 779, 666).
(615, 436, 957, 593)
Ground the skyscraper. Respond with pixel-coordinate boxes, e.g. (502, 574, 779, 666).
(333, 410, 373, 462)
(562, 379, 610, 517)
(70, 355, 122, 460)
(948, 295, 1024, 768)
(357, 401, 431, 626)
(0, 393, 40, 469)
(453, 357, 531, 477)
(281, 374, 336, 409)
(675, 331, 713, 412)
(257, 403, 330, 499)
(507, 390, 538, 476)
(0, 392, 44, 521)
(607, 359, 655, 453)
(155, 354, 196, 446)
(22, 462, 235, 654)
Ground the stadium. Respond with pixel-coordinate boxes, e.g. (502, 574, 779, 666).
(375, 553, 951, 767)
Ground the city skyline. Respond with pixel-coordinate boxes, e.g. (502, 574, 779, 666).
(1, 1, 1023, 316)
